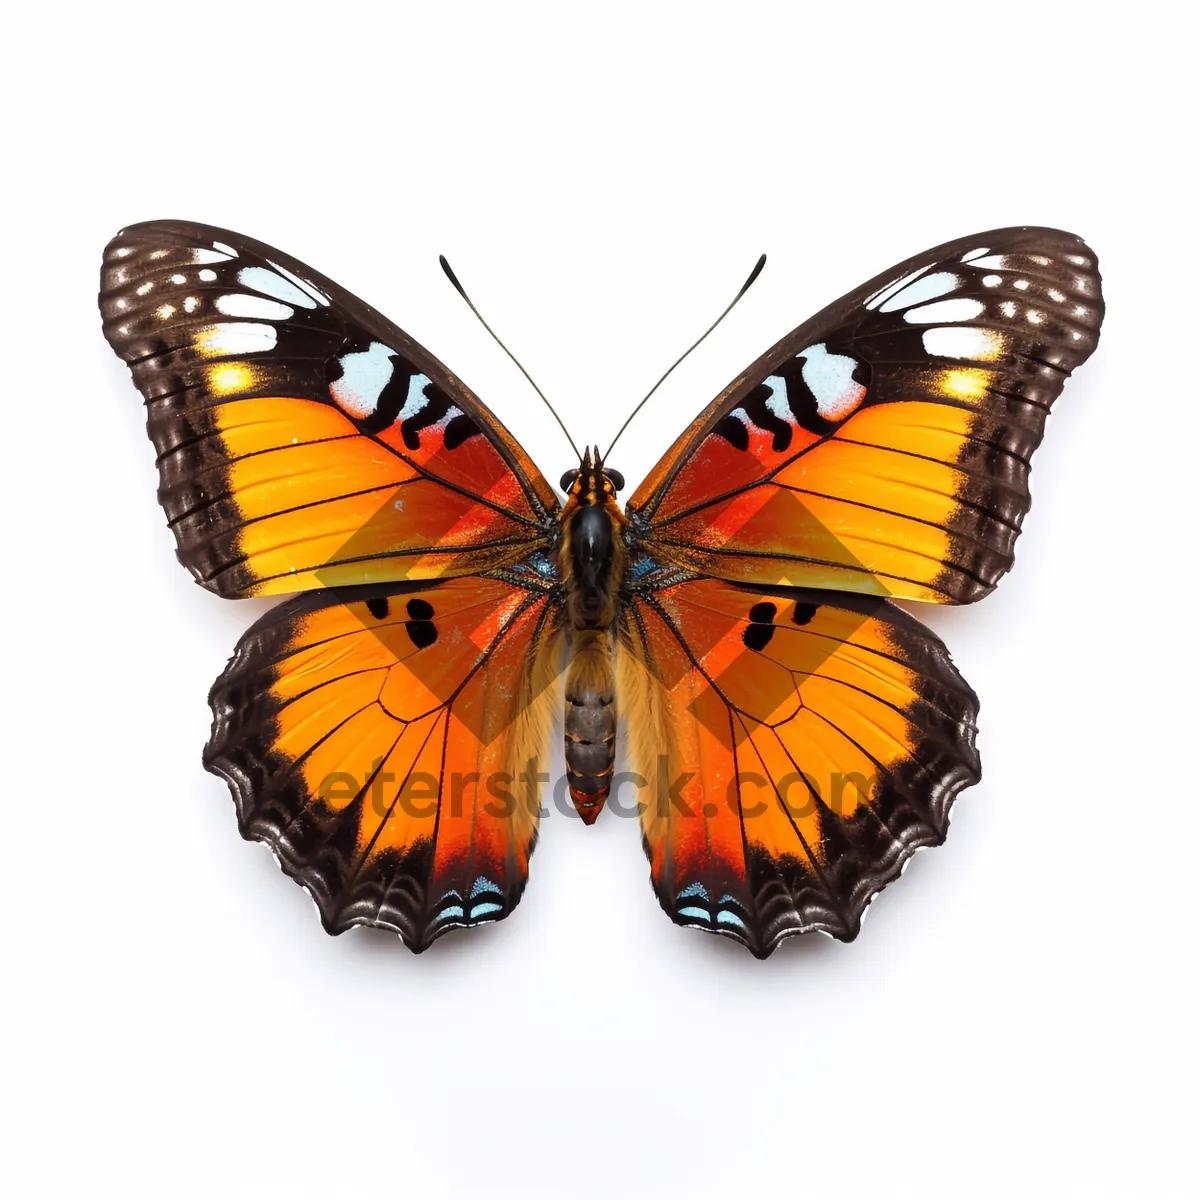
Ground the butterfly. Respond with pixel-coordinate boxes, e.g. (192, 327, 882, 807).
(99, 221, 1103, 957)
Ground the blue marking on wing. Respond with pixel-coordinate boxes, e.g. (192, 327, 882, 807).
(675, 886, 748, 932)
(629, 555, 659, 581)
(237, 264, 322, 309)
(328, 340, 397, 416)
(398, 371, 434, 421)
(508, 548, 559, 588)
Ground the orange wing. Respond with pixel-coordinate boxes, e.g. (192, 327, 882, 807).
(618, 570, 979, 956)
(206, 565, 562, 949)
(100, 221, 558, 596)
(627, 228, 1103, 603)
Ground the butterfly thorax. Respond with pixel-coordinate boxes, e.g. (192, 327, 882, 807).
(557, 449, 627, 825)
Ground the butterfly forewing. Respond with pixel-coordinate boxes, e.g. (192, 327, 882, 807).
(627, 227, 1103, 603)
(100, 220, 558, 597)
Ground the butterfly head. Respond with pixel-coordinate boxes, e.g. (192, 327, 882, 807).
(559, 445, 625, 507)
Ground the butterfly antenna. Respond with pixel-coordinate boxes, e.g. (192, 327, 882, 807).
(602, 253, 766, 463)
(439, 255, 582, 459)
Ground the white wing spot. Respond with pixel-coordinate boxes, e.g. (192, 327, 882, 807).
(961, 253, 1008, 270)
(878, 271, 959, 313)
(238, 266, 320, 309)
(195, 323, 278, 356)
(798, 343, 866, 419)
(762, 376, 793, 424)
(215, 293, 293, 320)
(398, 373, 436, 422)
(923, 327, 1005, 361)
(866, 266, 929, 311)
(268, 260, 329, 307)
(329, 341, 397, 417)
(903, 297, 986, 324)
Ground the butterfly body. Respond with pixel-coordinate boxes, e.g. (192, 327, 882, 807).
(558, 448, 626, 824)
(101, 221, 1103, 956)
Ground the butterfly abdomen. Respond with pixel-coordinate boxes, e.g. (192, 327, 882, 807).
(564, 630, 616, 825)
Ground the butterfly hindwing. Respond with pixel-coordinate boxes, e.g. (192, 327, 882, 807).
(100, 221, 558, 597)
(205, 565, 563, 949)
(627, 227, 1103, 603)
(618, 566, 980, 956)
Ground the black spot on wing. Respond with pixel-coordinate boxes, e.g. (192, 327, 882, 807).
(323, 349, 348, 386)
(399, 383, 452, 450)
(792, 602, 817, 625)
(406, 620, 438, 649)
(403, 599, 437, 647)
(444, 411, 481, 449)
(359, 357, 415, 435)
(743, 625, 774, 652)
(713, 413, 749, 450)
(366, 597, 389, 620)
(773, 356, 838, 436)
(780, 347, 873, 436)
(742, 383, 794, 452)
(743, 601, 778, 651)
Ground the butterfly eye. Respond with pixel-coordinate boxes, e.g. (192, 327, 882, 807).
(606, 469, 625, 492)
(559, 470, 577, 492)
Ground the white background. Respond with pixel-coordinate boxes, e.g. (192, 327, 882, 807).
(4, 3, 1196, 1197)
